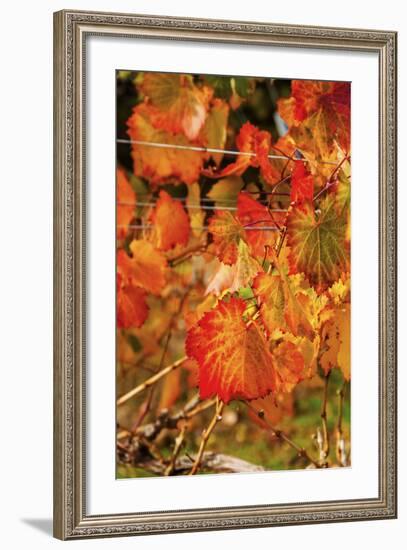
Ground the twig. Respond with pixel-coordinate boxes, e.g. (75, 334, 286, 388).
(117, 356, 188, 406)
(134, 394, 215, 442)
(184, 397, 217, 419)
(244, 401, 321, 468)
(189, 399, 225, 475)
(313, 155, 350, 202)
(164, 424, 188, 476)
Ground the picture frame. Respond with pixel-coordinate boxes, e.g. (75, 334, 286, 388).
(53, 9, 397, 540)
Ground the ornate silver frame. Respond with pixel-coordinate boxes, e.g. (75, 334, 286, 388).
(53, 9, 397, 540)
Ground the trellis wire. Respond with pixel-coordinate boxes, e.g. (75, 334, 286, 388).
(117, 138, 338, 166)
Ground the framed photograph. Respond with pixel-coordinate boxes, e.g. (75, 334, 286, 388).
(53, 9, 397, 540)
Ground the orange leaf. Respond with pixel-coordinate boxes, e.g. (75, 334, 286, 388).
(273, 340, 306, 393)
(252, 272, 285, 334)
(203, 122, 281, 184)
(208, 210, 244, 265)
(237, 192, 282, 257)
(116, 272, 149, 329)
(150, 190, 190, 250)
(320, 302, 350, 380)
(249, 393, 294, 428)
(140, 72, 212, 140)
(117, 241, 167, 295)
(117, 168, 136, 239)
(186, 298, 280, 403)
(127, 103, 204, 185)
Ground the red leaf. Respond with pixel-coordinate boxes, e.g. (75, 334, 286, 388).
(237, 192, 283, 257)
(290, 161, 314, 205)
(278, 80, 350, 154)
(186, 298, 280, 403)
(203, 122, 281, 184)
(116, 272, 149, 329)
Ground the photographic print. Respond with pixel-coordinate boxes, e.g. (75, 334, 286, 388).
(116, 71, 351, 478)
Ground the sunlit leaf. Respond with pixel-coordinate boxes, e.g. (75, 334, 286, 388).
(117, 168, 136, 240)
(117, 272, 149, 329)
(208, 210, 244, 265)
(186, 298, 280, 403)
(206, 240, 261, 296)
(140, 72, 212, 140)
(207, 176, 244, 207)
(290, 161, 314, 205)
(127, 103, 204, 185)
(201, 98, 229, 166)
(118, 241, 167, 295)
(150, 190, 190, 250)
(237, 192, 282, 257)
(286, 196, 349, 290)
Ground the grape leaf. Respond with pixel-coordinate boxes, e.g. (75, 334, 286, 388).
(127, 103, 203, 185)
(117, 168, 136, 240)
(207, 176, 244, 207)
(290, 161, 314, 205)
(201, 98, 229, 166)
(186, 183, 205, 237)
(286, 196, 349, 290)
(150, 190, 190, 250)
(116, 272, 149, 329)
(336, 304, 350, 381)
(118, 241, 167, 295)
(237, 192, 282, 257)
(203, 122, 280, 184)
(208, 210, 244, 265)
(252, 272, 285, 334)
(320, 278, 350, 380)
(249, 393, 294, 427)
(278, 80, 350, 154)
(253, 268, 314, 340)
(140, 72, 212, 140)
(186, 297, 280, 403)
(205, 240, 261, 296)
(272, 340, 306, 393)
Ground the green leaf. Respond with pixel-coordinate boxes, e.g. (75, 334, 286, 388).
(204, 75, 232, 99)
(233, 77, 251, 98)
(286, 196, 349, 289)
(207, 176, 244, 207)
(127, 333, 142, 353)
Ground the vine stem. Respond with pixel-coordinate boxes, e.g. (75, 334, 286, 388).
(117, 356, 188, 406)
(313, 155, 350, 202)
(164, 423, 188, 476)
(189, 399, 225, 475)
(244, 401, 321, 468)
